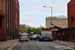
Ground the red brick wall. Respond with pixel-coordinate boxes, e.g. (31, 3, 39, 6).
(57, 29, 75, 41)
(0, 0, 19, 41)
(0, 0, 7, 41)
(15, 0, 19, 38)
(65, 30, 75, 41)
(68, 0, 75, 27)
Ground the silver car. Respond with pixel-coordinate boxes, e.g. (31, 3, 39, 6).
(19, 33, 28, 42)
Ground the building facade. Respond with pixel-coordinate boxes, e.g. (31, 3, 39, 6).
(19, 24, 26, 29)
(68, 0, 75, 27)
(53, 0, 75, 42)
(0, 0, 19, 41)
(46, 17, 68, 28)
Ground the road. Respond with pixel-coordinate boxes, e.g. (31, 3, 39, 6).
(11, 40, 71, 50)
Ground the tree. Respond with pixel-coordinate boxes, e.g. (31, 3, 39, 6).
(19, 25, 45, 34)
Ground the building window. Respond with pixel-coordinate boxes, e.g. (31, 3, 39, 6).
(15, 20, 17, 23)
(65, 23, 66, 24)
(71, 17, 74, 22)
(50, 22, 54, 25)
(67, 23, 68, 25)
(63, 23, 64, 25)
(15, 8, 17, 12)
(59, 23, 61, 25)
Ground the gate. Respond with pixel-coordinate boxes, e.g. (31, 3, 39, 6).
(0, 28, 1, 41)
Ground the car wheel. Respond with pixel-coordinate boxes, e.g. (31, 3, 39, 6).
(30, 39, 31, 41)
(19, 40, 21, 42)
(26, 40, 28, 42)
(39, 39, 41, 41)
(50, 40, 53, 42)
(35, 38, 37, 41)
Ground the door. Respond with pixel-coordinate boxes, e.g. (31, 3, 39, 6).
(0, 28, 1, 41)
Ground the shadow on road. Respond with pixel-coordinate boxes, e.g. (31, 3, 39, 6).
(39, 40, 53, 42)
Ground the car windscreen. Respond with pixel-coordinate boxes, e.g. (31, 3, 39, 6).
(41, 31, 52, 36)
(32, 35, 37, 37)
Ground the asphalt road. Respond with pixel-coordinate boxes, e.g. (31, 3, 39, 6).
(12, 40, 71, 50)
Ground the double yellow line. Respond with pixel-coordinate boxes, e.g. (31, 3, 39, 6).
(8, 42, 18, 50)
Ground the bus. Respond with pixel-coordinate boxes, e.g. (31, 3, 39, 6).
(39, 28, 53, 41)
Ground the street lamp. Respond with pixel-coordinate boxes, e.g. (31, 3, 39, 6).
(43, 6, 53, 25)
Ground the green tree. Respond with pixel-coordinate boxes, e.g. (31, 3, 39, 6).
(19, 25, 45, 34)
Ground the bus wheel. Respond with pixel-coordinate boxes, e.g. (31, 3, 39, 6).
(50, 40, 53, 42)
(39, 39, 41, 41)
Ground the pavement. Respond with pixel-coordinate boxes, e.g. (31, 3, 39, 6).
(53, 40, 75, 50)
(0, 39, 19, 50)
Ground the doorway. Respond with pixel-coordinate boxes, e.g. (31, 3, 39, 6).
(0, 16, 2, 41)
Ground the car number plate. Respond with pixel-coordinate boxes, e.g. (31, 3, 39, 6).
(22, 39, 25, 40)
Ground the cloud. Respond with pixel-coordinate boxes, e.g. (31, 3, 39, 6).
(20, 15, 46, 28)
(20, 0, 43, 3)
(27, 23, 33, 25)
(20, 4, 67, 16)
(19, 0, 68, 15)
(26, 23, 45, 28)
(20, 15, 39, 22)
(18, 0, 70, 28)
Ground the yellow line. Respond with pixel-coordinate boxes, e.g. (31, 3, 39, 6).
(8, 42, 18, 50)
(53, 42, 65, 46)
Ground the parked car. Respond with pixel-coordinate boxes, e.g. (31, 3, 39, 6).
(37, 34, 40, 39)
(19, 33, 29, 42)
(29, 34, 38, 41)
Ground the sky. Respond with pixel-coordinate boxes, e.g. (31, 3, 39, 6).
(18, 0, 70, 28)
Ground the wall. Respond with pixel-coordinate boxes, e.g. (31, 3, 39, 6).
(0, 0, 7, 41)
(46, 17, 68, 28)
(68, 0, 75, 27)
(0, 0, 19, 41)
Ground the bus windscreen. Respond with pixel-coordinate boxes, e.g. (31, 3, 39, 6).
(41, 31, 52, 36)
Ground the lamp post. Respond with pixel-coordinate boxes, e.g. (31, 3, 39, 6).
(43, 6, 53, 25)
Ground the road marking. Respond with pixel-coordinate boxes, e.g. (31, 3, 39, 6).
(7, 42, 18, 50)
(37, 44, 39, 46)
(53, 42, 74, 50)
(35, 42, 43, 50)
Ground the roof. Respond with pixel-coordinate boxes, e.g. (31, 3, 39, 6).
(54, 26, 62, 29)
(19, 24, 26, 28)
(50, 26, 62, 29)
(58, 26, 75, 32)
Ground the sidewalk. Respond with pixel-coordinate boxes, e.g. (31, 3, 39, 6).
(53, 40, 75, 49)
(0, 39, 19, 50)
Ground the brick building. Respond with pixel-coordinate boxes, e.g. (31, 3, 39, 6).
(46, 17, 68, 28)
(19, 24, 26, 29)
(52, 0, 75, 42)
(68, 0, 75, 28)
(0, 0, 19, 41)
